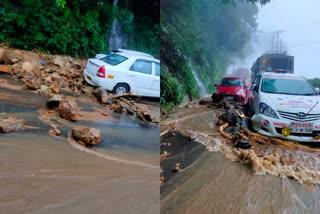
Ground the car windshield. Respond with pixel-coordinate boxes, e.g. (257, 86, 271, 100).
(221, 78, 243, 86)
(100, 54, 128, 66)
(261, 76, 317, 95)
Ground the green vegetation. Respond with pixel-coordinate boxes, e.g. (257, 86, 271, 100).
(308, 78, 320, 88)
(161, 0, 263, 109)
(0, 0, 159, 58)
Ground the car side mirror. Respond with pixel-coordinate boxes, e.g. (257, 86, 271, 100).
(252, 84, 258, 92)
(214, 83, 218, 87)
(316, 87, 320, 94)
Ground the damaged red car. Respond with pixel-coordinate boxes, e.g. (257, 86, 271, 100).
(211, 76, 249, 105)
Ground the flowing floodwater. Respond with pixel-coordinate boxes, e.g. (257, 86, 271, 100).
(161, 104, 320, 212)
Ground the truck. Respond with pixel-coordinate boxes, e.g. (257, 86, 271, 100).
(251, 52, 294, 82)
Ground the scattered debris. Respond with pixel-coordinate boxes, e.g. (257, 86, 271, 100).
(49, 128, 61, 136)
(93, 87, 111, 104)
(0, 117, 25, 133)
(101, 112, 109, 117)
(58, 97, 79, 121)
(46, 94, 64, 109)
(71, 125, 101, 146)
(173, 163, 181, 172)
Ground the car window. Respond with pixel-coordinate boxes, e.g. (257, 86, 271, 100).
(100, 54, 128, 66)
(221, 78, 242, 86)
(130, 60, 152, 75)
(155, 63, 160, 76)
(261, 76, 317, 95)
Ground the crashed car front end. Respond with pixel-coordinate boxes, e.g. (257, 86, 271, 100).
(251, 97, 320, 143)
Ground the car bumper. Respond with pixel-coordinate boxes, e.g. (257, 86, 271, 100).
(83, 69, 114, 91)
(212, 93, 247, 105)
(251, 114, 320, 142)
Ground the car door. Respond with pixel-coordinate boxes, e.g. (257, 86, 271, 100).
(151, 62, 160, 97)
(248, 75, 261, 115)
(128, 59, 154, 95)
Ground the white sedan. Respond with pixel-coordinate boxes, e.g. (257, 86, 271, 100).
(83, 49, 160, 97)
(248, 72, 320, 142)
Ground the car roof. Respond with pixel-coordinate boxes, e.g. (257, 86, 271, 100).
(223, 76, 242, 79)
(261, 72, 304, 79)
(114, 52, 159, 62)
(112, 49, 154, 58)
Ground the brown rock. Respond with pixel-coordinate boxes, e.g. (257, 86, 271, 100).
(71, 125, 101, 146)
(92, 87, 112, 104)
(53, 56, 66, 67)
(51, 72, 61, 82)
(46, 94, 63, 109)
(53, 129, 61, 135)
(50, 124, 57, 129)
(25, 70, 41, 90)
(49, 129, 60, 136)
(3, 49, 21, 64)
(50, 84, 60, 94)
(0, 65, 11, 73)
(0, 117, 25, 133)
(101, 112, 109, 116)
(22, 61, 34, 71)
(58, 98, 79, 121)
(82, 86, 93, 94)
(0, 48, 5, 63)
(110, 102, 123, 113)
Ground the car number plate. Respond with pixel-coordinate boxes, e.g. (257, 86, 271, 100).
(224, 96, 234, 101)
(289, 122, 313, 133)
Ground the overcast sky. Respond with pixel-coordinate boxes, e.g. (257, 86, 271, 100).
(242, 0, 320, 79)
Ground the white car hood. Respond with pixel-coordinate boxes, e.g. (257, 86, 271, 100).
(263, 93, 320, 114)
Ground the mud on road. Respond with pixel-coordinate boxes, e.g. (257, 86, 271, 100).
(160, 97, 320, 213)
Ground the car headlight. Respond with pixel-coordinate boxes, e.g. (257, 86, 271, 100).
(259, 103, 279, 119)
(237, 89, 244, 95)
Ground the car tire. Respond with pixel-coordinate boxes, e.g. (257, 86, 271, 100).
(245, 103, 254, 118)
(113, 83, 129, 95)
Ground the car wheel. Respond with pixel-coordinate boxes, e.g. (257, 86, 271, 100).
(113, 83, 129, 95)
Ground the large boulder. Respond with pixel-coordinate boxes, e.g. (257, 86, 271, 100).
(58, 98, 79, 121)
(71, 126, 101, 146)
(3, 49, 21, 64)
(93, 87, 111, 104)
(0, 117, 25, 133)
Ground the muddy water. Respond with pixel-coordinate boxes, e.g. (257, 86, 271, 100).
(161, 104, 320, 212)
(0, 75, 159, 213)
(161, 151, 320, 213)
(0, 133, 159, 214)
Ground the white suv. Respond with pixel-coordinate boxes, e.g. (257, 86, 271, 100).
(83, 49, 160, 97)
(248, 72, 320, 142)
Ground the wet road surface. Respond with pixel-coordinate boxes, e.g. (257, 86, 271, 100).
(0, 74, 159, 213)
(161, 101, 320, 213)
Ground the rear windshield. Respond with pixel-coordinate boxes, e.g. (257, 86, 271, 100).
(261, 76, 317, 95)
(100, 54, 128, 66)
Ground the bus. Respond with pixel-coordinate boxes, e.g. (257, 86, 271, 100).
(251, 53, 294, 82)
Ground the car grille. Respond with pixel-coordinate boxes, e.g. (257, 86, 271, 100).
(278, 111, 320, 122)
